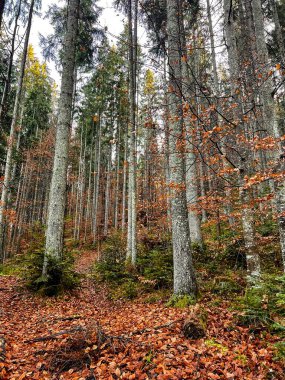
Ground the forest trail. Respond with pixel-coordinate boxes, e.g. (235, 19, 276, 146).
(0, 252, 284, 380)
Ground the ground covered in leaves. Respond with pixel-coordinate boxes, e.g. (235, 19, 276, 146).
(0, 252, 284, 380)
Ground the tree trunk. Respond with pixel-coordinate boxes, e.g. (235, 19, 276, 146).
(92, 117, 102, 241)
(271, 0, 285, 63)
(43, 0, 80, 274)
(0, 0, 35, 261)
(104, 151, 111, 236)
(166, 0, 197, 296)
(121, 127, 128, 231)
(126, 0, 137, 265)
(223, 0, 261, 280)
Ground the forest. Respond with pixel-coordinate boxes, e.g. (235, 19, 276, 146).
(0, 0, 285, 378)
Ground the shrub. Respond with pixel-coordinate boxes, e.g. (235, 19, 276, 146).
(256, 218, 277, 237)
(22, 248, 80, 296)
(110, 279, 138, 300)
(236, 275, 285, 331)
(92, 231, 132, 284)
(137, 248, 173, 288)
(212, 276, 243, 296)
(223, 239, 247, 270)
(92, 230, 173, 299)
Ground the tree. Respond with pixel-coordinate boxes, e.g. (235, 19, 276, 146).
(126, 0, 138, 265)
(166, 0, 197, 296)
(43, 0, 80, 275)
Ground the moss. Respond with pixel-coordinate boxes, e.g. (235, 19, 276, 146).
(233, 354, 248, 365)
(205, 339, 228, 354)
(167, 294, 197, 308)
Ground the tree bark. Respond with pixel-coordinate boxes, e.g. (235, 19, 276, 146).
(166, 0, 197, 296)
(43, 0, 80, 273)
(126, 0, 137, 265)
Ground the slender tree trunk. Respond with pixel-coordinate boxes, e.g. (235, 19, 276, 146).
(163, 57, 172, 232)
(224, 0, 261, 280)
(84, 131, 94, 240)
(43, 0, 80, 274)
(121, 127, 128, 231)
(114, 125, 120, 229)
(180, 5, 203, 245)
(104, 152, 111, 236)
(166, 0, 197, 296)
(73, 126, 84, 240)
(126, 0, 137, 264)
(0, 0, 35, 261)
(206, 0, 234, 226)
(271, 0, 285, 63)
(93, 117, 102, 241)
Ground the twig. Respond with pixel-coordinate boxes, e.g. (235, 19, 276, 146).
(43, 315, 82, 322)
(24, 326, 85, 343)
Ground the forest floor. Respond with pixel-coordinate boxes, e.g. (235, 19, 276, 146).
(0, 250, 284, 380)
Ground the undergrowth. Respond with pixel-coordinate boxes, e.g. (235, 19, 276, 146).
(92, 230, 173, 300)
(235, 275, 285, 333)
(22, 248, 81, 296)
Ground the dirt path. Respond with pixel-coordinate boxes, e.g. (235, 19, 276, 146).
(0, 254, 284, 379)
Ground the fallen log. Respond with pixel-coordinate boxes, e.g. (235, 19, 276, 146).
(182, 305, 207, 339)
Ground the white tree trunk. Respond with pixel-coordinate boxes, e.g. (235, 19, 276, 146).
(43, 0, 80, 273)
(126, 0, 137, 265)
(166, 0, 197, 296)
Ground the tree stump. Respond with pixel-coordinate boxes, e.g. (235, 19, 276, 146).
(182, 305, 207, 339)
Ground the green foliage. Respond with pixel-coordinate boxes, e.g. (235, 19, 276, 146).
(143, 350, 155, 364)
(93, 231, 132, 284)
(212, 276, 243, 296)
(256, 218, 277, 237)
(192, 242, 211, 265)
(0, 259, 21, 276)
(222, 239, 247, 270)
(236, 275, 285, 331)
(22, 248, 80, 296)
(92, 230, 173, 300)
(110, 279, 138, 300)
(167, 294, 197, 308)
(137, 248, 173, 288)
(273, 341, 285, 362)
